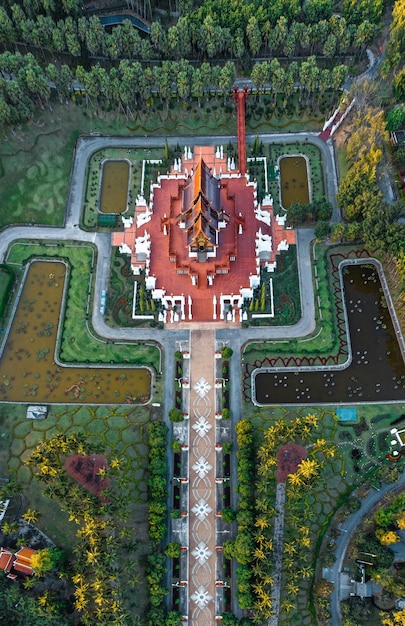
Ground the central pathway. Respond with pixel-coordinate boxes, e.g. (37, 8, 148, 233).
(188, 329, 217, 625)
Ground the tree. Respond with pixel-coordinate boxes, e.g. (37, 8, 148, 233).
(165, 611, 183, 626)
(246, 16, 262, 56)
(394, 68, 405, 102)
(387, 0, 405, 67)
(221, 346, 233, 359)
(30, 548, 63, 575)
(386, 105, 405, 131)
(343, 0, 384, 24)
(323, 33, 337, 58)
(0, 7, 15, 48)
(219, 62, 235, 104)
(191, 68, 203, 107)
(164, 542, 180, 558)
(315, 221, 330, 240)
(304, 0, 333, 22)
(22, 508, 40, 524)
(222, 508, 236, 522)
(376, 529, 400, 545)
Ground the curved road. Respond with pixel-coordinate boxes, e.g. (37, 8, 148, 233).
(327, 471, 405, 625)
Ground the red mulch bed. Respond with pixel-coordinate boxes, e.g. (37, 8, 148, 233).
(277, 444, 307, 483)
(64, 454, 110, 503)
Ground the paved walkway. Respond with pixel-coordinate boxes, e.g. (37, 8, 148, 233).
(269, 483, 286, 626)
(188, 330, 217, 625)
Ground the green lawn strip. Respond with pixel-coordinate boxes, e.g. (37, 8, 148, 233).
(248, 246, 301, 326)
(5, 241, 160, 372)
(0, 266, 15, 319)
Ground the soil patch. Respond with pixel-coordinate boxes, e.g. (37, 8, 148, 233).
(277, 443, 307, 483)
(64, 454, 110, 502)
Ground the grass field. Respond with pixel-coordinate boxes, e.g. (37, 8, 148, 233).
(0, 98, 327, 231)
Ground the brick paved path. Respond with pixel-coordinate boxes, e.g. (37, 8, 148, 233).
(188, 329, 217, 625)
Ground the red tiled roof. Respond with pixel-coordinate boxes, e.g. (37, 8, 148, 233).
(113, 146, 296, 322)
(0, 549, 14, 573)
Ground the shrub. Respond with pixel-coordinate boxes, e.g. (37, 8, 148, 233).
(221, 346, 233, 359)
(172, 439, 182, 452)
(222, 408, 231, 420)
(165, 542, 181, 558)
(169, 408, 184, 422)
(222, 508, 237, 523)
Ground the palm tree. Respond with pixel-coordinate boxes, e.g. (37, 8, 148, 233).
(2, 521, 18, 534)
(22, 508, 40, 524)
(281, 598, 295, 614)
(255, 517, 270, 530)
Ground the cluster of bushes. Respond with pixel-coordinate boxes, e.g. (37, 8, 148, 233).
(287, 198, 333, 225)
(145, 422, 184, 625)
(0, 265, 15, 320)
(249, 281, 269, 313)
(374, 492, 405, 546)
(224, 420, 256, 610)
(147, 421, 168, 544)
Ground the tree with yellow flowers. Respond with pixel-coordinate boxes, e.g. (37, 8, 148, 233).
(376, 529, 401, 546)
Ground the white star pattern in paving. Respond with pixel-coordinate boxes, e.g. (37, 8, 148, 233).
(192, 416, 212, 437)
(192, 541, 213, 565)
(191, 498, 213, 521)
(192, 456, 212, 479)
(191, 585, 213, 609)
(193, 377, 212, 398)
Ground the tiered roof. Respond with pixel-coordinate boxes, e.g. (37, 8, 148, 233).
(178, 158, 220, 253)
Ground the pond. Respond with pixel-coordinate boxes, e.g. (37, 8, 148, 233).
(100, 160, 130, 214)
(253, 263, 405, 405)
(0, 261, 151, 404)
(279, 155, 310, 209)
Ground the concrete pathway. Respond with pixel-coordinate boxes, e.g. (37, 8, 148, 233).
(268, 483, 286, 626)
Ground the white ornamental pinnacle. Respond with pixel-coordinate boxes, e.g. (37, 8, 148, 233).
(192, 456, 212, 479)
(193, 377, 212, 398)
(191, 498, 213, 521)
(192, 541, 213, 565)
(191, 585, 213, 609)
(192, 416, 212, 437)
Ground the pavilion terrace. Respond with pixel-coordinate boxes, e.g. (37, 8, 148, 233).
(112, 146, 295, 323)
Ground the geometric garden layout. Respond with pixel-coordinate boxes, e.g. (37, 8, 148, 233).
(1, 129, 405, 626)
